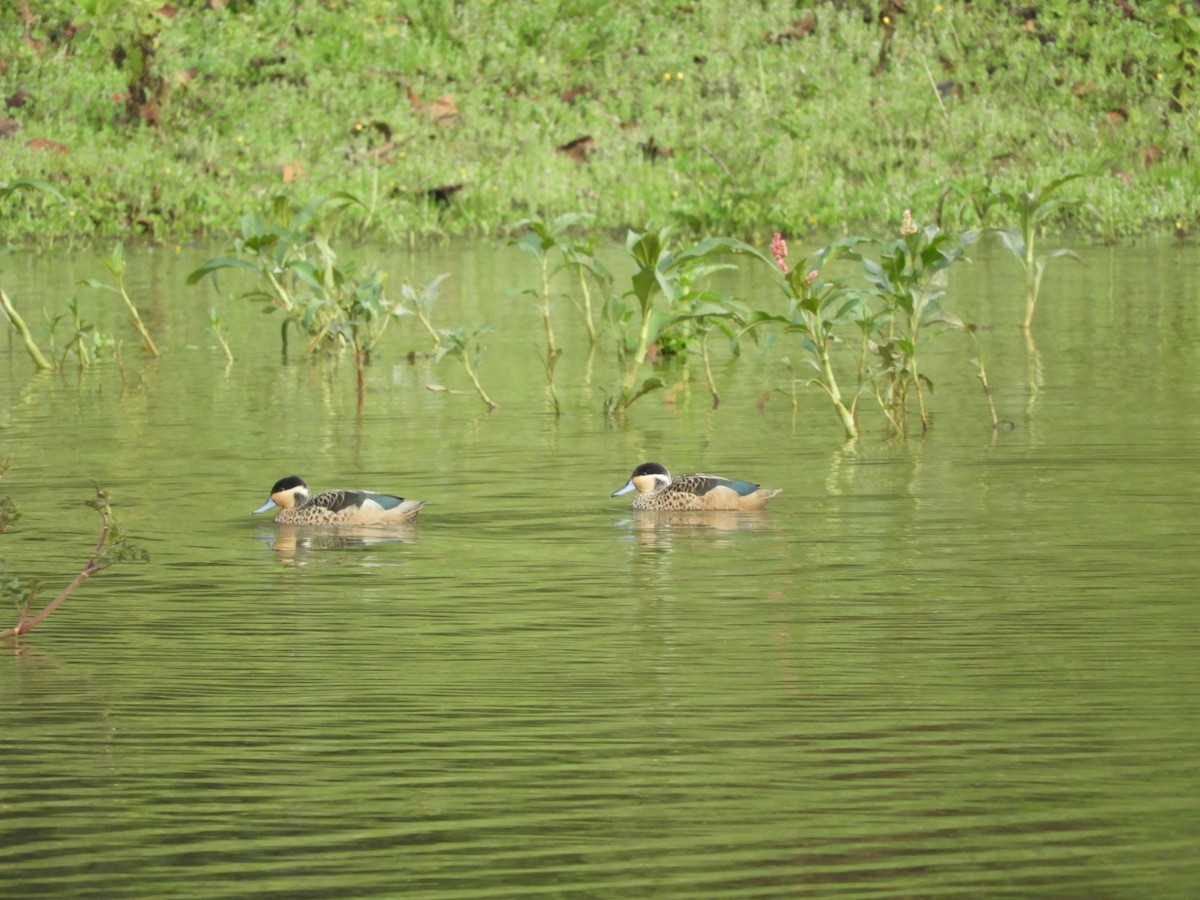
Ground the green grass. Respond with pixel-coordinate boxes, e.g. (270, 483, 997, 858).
(0, 0, 1197, 245)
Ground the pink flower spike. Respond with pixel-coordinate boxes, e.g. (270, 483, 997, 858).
(805, 269, 819, 286)
(771, 232, 789, 274)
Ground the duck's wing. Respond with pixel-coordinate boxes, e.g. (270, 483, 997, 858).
(671, 474, 760, 497)
(307, 489, 406, 513)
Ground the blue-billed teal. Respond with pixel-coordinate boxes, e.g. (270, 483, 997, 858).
(253, 476, 427, 525)
(611, 462, 781, 511)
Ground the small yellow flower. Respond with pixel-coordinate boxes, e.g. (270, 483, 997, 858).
(1156, 72, 1164, 80)
(934, 4, 943, 11)
(883, 15, 891, 25)
(163, 166, 171, 175)
(662, 72, 671, 82)
(234, 134, 244, 145)
(675, 71, 684, 80)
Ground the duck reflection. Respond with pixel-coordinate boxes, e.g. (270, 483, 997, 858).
(620, 508, 772, 549)
(261, 523, 420, 565)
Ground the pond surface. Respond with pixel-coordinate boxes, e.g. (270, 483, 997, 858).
(2, 237, 1199, 897)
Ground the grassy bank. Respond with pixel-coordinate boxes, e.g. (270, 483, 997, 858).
(0, 0, 1196, 245)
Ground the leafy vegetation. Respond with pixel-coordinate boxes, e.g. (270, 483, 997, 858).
(604, 228, 749, 413)
(83, 242, 160, 356)
(991, 176, 1087, 332)
(49, 294, 119, 369)
(747, 235, 870, 438)
(0, 1, 1196, 244)
(433, 325, 498, 412)
(861, 212, 976, 434)
(188, 194, 405, 397)
(742, 212, 982, 438)
(1, 178, 64, 370)
(1, 468, 148, 641)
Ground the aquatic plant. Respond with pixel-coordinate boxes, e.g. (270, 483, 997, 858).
(1, 479, 148, 640)
(964, 322, 1006, 430)
(48, 296, 118, 370)
(746, 234, 870, 439)
(862, 211, 975, 434)
(604, 227, 750, 414)
(512, 213, 598, 414)
(208, 307, 233, 365)
(393, 272, 495, 408)
(743, 214, 977, 437)
(188, 195, 404, 379)
(0, 179, 65, 371)
(675, 293, 752, 409)
(434, 325, 498, 411)
(0, 288, 54, 372)
(560, 240, 611, 347)
(992, 175, 1086, 332)
(400, 274, 452, 352)
(83, 242, 160, 357)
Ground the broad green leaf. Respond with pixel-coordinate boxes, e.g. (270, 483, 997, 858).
(0, 177, 66, 204)
(996, 228, 1027, 260)
(186, 256, 261, 285)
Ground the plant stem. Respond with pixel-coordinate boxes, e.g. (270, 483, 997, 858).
(539, 256, 557, 358)
(0, 289, 54, 371)
(538, 254, 561, 414)
(700, 332, 720, 408)
(415, 307, 441, 349)
(619, 303, 657, 409)
(975, 358, 999, 428)
(118, 282, 159, 356)
(577, 268, 597, 344)
(214, 326, 233, 363)
(817, 339, 858, 439)
(1021, 226, 1038, 332)
(2, 502, 110, 639)
(462, 354, 498, 411)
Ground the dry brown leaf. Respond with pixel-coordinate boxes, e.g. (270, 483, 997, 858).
(557, 135, 596, 164)
(427, 94, 458, 123)
(25, 137, 69, 153)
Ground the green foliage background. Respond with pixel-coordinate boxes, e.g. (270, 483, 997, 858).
(0, 0, 1196, 244)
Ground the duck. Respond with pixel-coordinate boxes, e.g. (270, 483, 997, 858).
(252, 475, 427, 525)
(611, 462, 781, 511)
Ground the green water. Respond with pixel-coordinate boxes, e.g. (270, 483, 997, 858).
(1, 239, 1198, 897)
